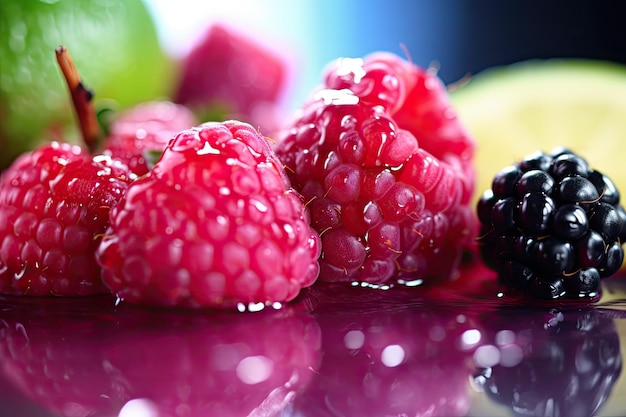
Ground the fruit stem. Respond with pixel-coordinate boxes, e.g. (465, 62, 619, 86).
(55, 45, 102, 153)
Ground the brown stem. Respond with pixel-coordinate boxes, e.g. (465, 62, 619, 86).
(55, 45, 101, 153)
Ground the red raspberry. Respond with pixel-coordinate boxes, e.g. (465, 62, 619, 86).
(97, 120, 321, 309)
(0, 142, 134, 296)
(102, 101, 198, 177)
(173, 23, 288, 134)
(322, 52, 475, 192)
(274, 53, 477, 285)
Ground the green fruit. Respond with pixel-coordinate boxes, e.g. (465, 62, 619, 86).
(0, 0, 174, 170)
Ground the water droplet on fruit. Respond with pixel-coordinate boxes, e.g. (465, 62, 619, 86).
(197, 141, 220, 155)
(313, 89, 359, 106)
(247, 302, 265, 312)
(396, 278, 423, 287)
(334, 57, 366, 82)
(251, 198, 268, 213)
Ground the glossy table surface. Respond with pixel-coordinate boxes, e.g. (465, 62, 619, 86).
(1, 262, 626, 417)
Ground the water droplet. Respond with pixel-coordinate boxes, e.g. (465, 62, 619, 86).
(335, 57, 366, 82)
(197, 141, 220, 155)
(247, 302, 265, 312)
(397, 278, 423, 287)
(314, 88, 359, 105)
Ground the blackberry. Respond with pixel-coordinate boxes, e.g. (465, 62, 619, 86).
(477, 148, 626, 300)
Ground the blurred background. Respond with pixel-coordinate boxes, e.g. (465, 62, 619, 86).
(1, 0, 625, 169)
(145, 0, 626, 111)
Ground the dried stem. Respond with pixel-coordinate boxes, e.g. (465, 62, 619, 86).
(55, 45, 101, 152)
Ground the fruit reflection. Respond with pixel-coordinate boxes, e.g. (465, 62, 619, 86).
(473, 308, 622, 417)
(293, 284, 483, 417)
(0, 297, 321, 417)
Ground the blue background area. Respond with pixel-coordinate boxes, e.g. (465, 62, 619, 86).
(304, 0, 626, 84)
(306, 1, 466, 78)
(146, 0, 626, 112)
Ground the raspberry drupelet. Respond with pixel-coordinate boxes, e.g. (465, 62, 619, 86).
(102, 100, 198, 177)
(97, 120, 321, 309)
(274, 52, 477, 286)
(0, 142, 134, 296)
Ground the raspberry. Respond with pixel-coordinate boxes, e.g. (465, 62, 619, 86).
(0, 142, 134, 296)
(173, 23, 288, 134)
(274, 53, 477, 285)
(473, 309, 621, 417)
(324, 52, 475, 164)
(102, 100, 198, 176)
(97, 120, 321, 309)
(477, 148, 626, 301)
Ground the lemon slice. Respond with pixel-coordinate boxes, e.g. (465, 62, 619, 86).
(450, 59, 626, 207)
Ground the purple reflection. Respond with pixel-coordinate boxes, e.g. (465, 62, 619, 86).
(292, 286, 483, 417)
(1, 272, 624, 417)
(473, 308, 622, 417)
(0, 297, 321, 417)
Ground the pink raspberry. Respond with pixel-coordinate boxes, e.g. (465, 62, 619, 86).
(0, 142, 134, 296)
(97, 120, 321, 309)
(274, 52, 477, 285)
(173, 23, 288, 135)
(102, 100, 198, 177)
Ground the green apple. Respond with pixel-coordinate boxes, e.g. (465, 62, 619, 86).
(449, 59, 626, 207)
(0, 0, 174, 170)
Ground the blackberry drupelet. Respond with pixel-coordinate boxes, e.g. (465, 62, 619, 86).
(477, 148, 626, 300)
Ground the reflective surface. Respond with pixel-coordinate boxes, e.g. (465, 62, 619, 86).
(1, 263, 626, 417)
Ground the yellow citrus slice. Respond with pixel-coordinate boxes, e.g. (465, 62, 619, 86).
(450, 59, 626, 207)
